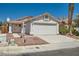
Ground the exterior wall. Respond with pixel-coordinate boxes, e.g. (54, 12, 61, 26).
(12, 24, 22, 33)
(24, 21, 31, 34)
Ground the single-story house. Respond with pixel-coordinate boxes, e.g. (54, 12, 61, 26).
(7, 13, 59, 35)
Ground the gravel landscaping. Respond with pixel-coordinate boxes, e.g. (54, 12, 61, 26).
(6, 33, 48, 46)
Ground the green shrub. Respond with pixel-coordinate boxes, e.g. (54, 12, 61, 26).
(72, 28, 79, 36)
(75, 31, 79, 36)
(59, 26, 68, 35)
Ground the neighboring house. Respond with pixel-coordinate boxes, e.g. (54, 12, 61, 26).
(7, 13, 59, 35)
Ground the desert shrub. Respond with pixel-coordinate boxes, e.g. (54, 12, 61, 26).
(75, 31, 79, 36)
(72, 28, 79, 36)
(59, 26, 68, 35)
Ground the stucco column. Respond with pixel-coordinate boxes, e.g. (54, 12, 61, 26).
(9, 24, 12, 33)
(57, 23, 59, 34)
(21, 22, 25, 34)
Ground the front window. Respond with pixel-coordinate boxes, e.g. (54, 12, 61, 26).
(44, 15, 49, 21)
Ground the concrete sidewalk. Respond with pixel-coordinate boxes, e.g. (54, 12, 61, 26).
(0, 40, 79, 55)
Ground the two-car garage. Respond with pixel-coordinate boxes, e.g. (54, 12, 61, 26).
(30, 22, 59, 35)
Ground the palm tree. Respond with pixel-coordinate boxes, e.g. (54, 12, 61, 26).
(68, 3, 74, 35)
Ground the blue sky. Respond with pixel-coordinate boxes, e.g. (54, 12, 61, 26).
(0, 3, 79, 22)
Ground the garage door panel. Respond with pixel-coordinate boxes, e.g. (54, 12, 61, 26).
(32, 24, 57, 34)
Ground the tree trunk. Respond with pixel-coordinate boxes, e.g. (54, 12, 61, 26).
(68, 3, 74, 35)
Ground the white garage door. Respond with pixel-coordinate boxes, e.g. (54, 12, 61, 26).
(31, 23, 57, 35)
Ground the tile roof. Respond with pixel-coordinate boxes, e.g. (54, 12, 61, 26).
(8, 21, 23, 24)
(8, 13, 59, 24)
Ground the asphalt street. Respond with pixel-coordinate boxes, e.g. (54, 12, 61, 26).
(18, 47, 79, 56)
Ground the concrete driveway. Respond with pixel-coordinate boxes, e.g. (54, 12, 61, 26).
(35, 34, 76, 44)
